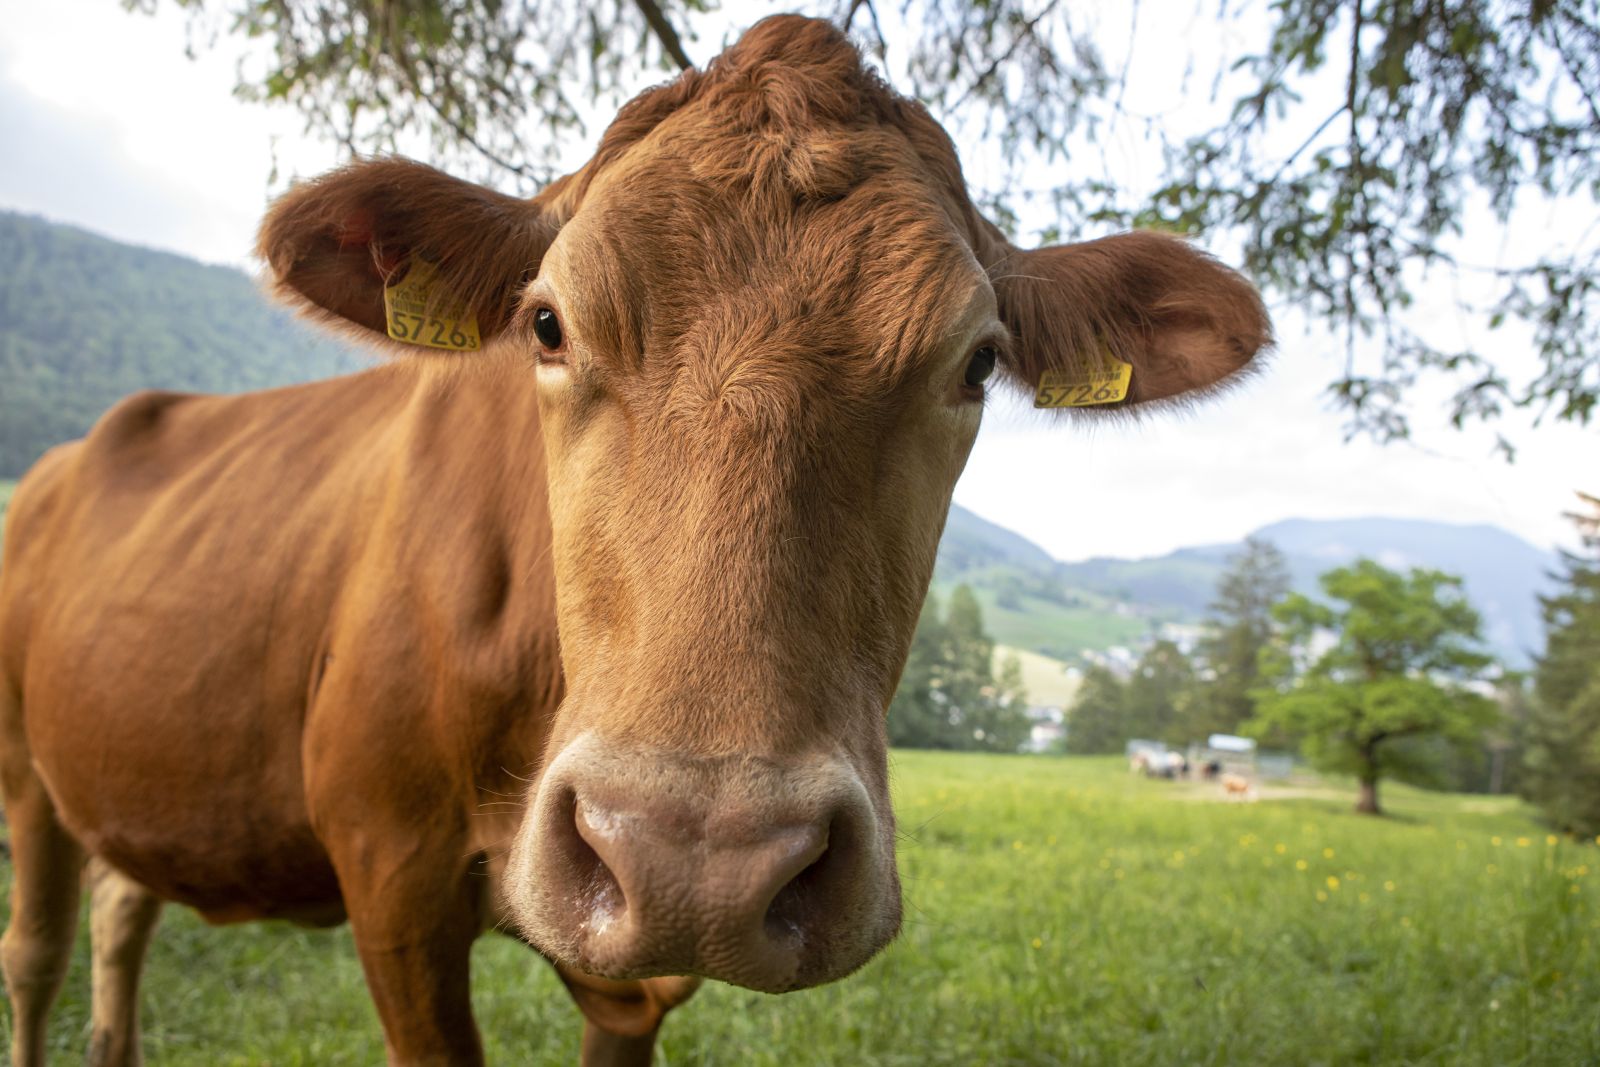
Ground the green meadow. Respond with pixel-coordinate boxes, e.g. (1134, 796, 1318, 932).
(1, 754, 1594, 1066)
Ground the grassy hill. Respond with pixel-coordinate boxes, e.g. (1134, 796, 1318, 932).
(4, 753, 1589, 1064)
(995, 644, 1081, 707)
(0, 212, 364, 478)
(933, 578, 1147, 662)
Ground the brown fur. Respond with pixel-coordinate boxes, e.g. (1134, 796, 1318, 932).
(0, 15, 1270, 1065)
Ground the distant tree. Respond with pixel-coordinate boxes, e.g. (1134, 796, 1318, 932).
(941, 586, 1030, 752)
(1123, 640, 1196, 746)
(1184, 538, 1291, 742)
(971, 651, 1032, 754)
(1065, 665, 1128, 756)
(1250, 559, 1498, 815)
(888, 591, 953, 749)
(888, 585, 1029, 752)
(1521, 493, 1600, 837)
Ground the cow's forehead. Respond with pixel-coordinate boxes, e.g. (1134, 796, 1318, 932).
(583, 174, 979, 337)
(548, 144, 992, 393)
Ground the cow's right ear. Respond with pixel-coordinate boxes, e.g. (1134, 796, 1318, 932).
(257, 158, 560, 350)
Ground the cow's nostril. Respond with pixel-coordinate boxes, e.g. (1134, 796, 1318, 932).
(764, 845, 829, 947)
(566, 799, 627, 933)
(764, 815, 844, 948)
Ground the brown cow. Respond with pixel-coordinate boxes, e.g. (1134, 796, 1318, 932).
(0, 15, 1269, 1066)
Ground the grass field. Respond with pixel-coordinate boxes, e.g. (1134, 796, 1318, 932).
(1, 754, 1594, 1065)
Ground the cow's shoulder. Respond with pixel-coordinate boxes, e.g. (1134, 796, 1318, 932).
(78, 370, 401, 482)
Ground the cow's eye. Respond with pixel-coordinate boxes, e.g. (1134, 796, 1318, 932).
(533, 308, 564, 351)
(964, 346, 997, 388)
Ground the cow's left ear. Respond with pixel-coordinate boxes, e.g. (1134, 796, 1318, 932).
(990, 230, 1272, 407)
(257, 158, 561, 351)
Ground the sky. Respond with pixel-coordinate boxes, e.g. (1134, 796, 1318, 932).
(1, 0, 1593, 561)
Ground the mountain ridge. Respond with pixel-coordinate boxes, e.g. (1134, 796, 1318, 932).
(940, 504, 1555, 668)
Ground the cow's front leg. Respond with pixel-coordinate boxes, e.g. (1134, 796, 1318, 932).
(556, 967, 702, 1067)
(328, 835, 485, 1066)
(87, 858, 164, 1067)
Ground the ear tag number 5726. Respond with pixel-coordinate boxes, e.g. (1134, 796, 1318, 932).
(383, 259, 482, 352)
(1033, 356, 1133, 408)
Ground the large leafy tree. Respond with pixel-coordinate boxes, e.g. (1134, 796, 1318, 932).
(129, 0, 1600, 450)
(1185, 537, 1291, 741)
(1521, 493, 1600, 836)
(1251, 559, 1498, 814)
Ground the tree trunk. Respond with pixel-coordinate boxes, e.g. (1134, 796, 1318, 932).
(1355, 745, 1382, 815)
(1356, 776, 1381, 815)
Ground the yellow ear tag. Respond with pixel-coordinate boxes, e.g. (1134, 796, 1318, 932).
(1033, 353, 1133, 408)
(382, 259, 481, 351)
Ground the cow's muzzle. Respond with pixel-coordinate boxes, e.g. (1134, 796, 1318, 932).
(505, 734, 899, 993)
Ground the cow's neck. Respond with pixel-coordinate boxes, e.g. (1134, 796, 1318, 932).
(386, 356, 563, 740)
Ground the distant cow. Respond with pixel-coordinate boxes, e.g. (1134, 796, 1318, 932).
(0, 16, 1269, 1066)
(1222, 774, 1256, 801)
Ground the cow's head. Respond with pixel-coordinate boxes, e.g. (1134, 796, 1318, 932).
(259, 16, 1269, 993)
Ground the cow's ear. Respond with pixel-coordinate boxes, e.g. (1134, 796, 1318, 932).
(257, 158, 560, 351)
(990, 230, 1271, 408)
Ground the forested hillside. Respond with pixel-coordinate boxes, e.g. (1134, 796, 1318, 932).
(0, 212, 364, 477)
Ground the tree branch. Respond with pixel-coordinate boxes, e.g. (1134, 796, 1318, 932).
(631, 0, 693, 71)
(843, 0, 888, 64)
(949, 0, 1064, 112)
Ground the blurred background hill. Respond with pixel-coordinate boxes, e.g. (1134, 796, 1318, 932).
(0, 211, 362, 477)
